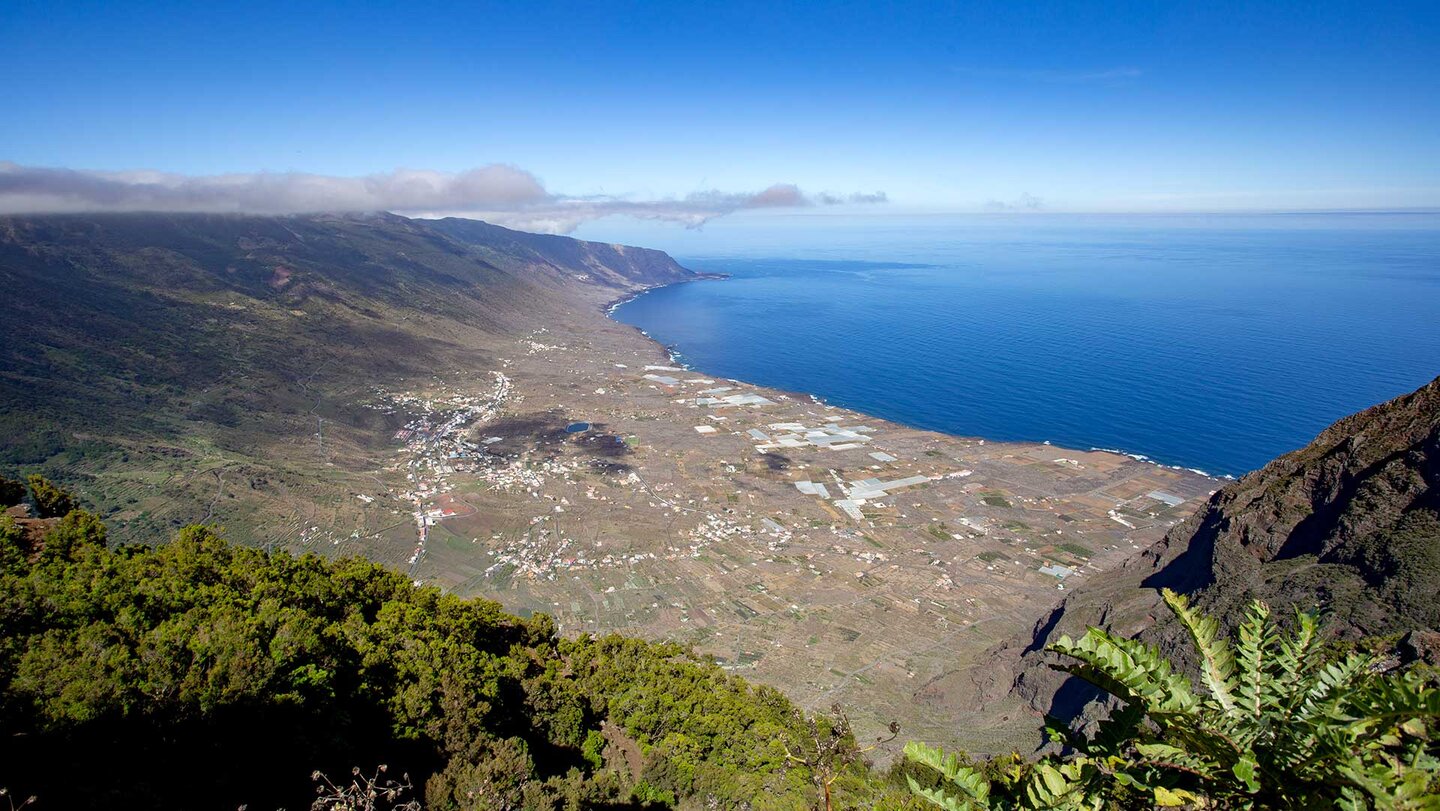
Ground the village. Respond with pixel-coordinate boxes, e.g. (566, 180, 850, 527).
(152, 268, 1224, 761)
(338, 321, 1217, 753)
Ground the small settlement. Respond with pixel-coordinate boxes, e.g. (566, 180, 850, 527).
(347, 327, 1217, 756)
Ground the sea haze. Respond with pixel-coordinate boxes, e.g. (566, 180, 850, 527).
(606, 214, 1440, 477)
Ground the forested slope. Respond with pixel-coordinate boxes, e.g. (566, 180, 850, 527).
(0, 507, 912, 810)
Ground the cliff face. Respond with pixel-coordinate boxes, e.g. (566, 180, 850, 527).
(1148, 375, 1440, 632)
(424, 216, 698, 290)
(987, 375, 1440, 726)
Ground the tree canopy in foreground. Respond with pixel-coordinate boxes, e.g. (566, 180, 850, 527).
(1, 496, 1434, 810)
(0, 513, 913, 810)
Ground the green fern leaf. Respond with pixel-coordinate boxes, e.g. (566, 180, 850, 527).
(1273, 608, 1320, 688)
(1088, 701, 1148, 756)
(1050, 628, 1200, 717)
(1231, 754, 1260, 793)
(1233, 599, 1276, 723)
(906, 777, 982, 811)
(1298, 654, 1377, 723)
(904, 740, 992, 804)
(1163, 589, 1238, 715)
(1153, 786, 1199, 807)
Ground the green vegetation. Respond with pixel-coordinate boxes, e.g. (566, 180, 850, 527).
(0, 516, 22, 570)
(981, 494, 1012, 508)
(0, 504, 916, 810)
(904, 590, 1440, 810)
(1055, 543, 1093, 559)
(4, 490, 1435, 809)
(38, 508, 107, 560)
(24, 474, 74, 517)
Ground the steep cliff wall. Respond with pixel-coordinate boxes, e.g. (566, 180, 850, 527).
(983, 376, 1440, 725)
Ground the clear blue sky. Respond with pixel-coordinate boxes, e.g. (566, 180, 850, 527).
(3, 0, 1438, 214)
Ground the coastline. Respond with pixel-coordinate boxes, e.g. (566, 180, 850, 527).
(408, 267, 1221, 756)
(603, 272, 1237, 482)
(600, 271, 729, 316)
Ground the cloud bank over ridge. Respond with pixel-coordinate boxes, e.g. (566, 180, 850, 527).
(0, 162, 886, 233)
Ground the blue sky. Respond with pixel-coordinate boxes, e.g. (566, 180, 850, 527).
(3, 0, 1438, 222)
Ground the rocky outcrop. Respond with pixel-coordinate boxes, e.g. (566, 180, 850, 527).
(1148, 374, 1440, 632)
(987, 376, 1440, 729)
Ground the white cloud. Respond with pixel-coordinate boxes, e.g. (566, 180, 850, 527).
(0, 163, 887, 233)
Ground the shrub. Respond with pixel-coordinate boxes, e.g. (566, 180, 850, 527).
(40, 509, 107, 560)
(25, 475, 75, 518)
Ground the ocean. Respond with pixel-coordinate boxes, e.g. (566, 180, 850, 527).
(597, 213, 1440, 477)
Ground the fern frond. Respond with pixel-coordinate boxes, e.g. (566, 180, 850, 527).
(904, 740, 991, 807)
(908, 597, 1438, 811)
(1023, 761, 1091, 809)
(1273, 608, 1320, 687)
(1044, 714, 1086, 751)
(1087, 700, 1148, 757)
(1356, 676, 1440, 716)
(1233, 599, 1276, 722)
(1133, 742, 1220, 779)
(1297, 653, 1378, 723)
(1341, 677, 1440, 733)
(906, 778, 985, 811)
(1163, 589, 1238, 714)
(1333, 757, 1440, 811)
(1152, 785, 1202, 807)
(1050, 628, 1200, 717)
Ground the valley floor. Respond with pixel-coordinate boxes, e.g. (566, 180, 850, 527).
(321, 283, 1217, 757)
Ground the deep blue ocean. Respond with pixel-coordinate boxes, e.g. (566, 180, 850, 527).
(599, 214, 1440, 477)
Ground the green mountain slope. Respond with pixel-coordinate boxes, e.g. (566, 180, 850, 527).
(0, 213, 695, 546)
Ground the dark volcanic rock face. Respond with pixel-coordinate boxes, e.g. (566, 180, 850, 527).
(977, 376, 1440, 735)
(1147, 375, 1440, 633)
